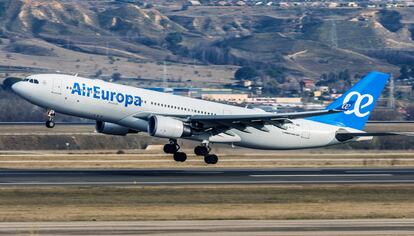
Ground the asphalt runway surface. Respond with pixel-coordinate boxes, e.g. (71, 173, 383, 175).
(1, 219, 414, 236)
(1, 168, 414, 186)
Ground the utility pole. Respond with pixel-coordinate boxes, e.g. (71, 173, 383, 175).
(163, 61, 168, 89)
(389, 73, 395, 110)
(330, 20, 338, 49)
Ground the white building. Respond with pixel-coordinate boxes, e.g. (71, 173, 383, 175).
(188, 0, 201, 6)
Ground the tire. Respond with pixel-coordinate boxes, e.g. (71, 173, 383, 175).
(173, 152, 187, 162)
(204, 154, 218, 164)
(163, 144, 176, 154)
(194, 146, 209, 156)
(46, 120, 55, 128)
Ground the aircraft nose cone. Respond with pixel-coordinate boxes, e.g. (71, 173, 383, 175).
(11, 81, 24, 94)
(3, 77, 23, 91)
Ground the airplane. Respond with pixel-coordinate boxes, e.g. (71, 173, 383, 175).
(6, 71, 413, 164)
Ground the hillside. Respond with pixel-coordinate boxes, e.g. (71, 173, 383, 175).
(0, 0, 413, 82)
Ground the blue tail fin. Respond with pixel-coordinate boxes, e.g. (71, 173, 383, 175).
(307, 71, 390, 130)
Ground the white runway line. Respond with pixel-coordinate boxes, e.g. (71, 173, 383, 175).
(347, 170, 414, 173)
(250, 174, 393, 177)
(0, 219, 413, 233)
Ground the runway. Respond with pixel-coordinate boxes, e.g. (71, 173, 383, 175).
(1, 219, 414, 235)
(1, 168, 414, 186)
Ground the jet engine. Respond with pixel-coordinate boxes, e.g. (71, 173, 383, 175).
(96, 121, 135, 136)
(148, 115, 192, 138)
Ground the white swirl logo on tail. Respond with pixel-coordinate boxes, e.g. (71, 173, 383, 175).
(342, 91, 374, 118)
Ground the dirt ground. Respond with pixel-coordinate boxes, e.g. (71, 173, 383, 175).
(0, 185, 413, 221)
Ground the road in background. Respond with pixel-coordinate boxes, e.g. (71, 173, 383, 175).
(1, 219, 414, 236)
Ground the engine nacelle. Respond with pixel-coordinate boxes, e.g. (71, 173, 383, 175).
(148, 115, 192, 138)
(96, 121, 133, 136)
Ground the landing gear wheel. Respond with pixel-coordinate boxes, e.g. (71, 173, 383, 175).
(194, 146, 210, 156)
(173, 152, 187, 162)
(164, 139, 180, 154)
(204, 154, 218, 165)
(46, 120, 55, 128)
(46, 109, 56, 129)
(163, 144, 178, 154)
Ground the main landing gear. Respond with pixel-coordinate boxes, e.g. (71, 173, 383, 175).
(194, 143, 218, 165)
(163, 140, 219, 164)
(163, 139, 187, 162)
(45, 109, 56, 128)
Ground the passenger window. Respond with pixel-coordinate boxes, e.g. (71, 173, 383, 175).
(29, 79, 34, 83)
(34, 80, 39, 84)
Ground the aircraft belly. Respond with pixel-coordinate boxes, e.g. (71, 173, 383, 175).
(232, 123, 337, 150)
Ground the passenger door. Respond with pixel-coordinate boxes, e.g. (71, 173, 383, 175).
(301, 121, 310, 139)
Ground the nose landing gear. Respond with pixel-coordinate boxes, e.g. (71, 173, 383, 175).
(45, 109, 56, 128)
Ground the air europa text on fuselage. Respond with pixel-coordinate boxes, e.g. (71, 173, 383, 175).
(71, 82, 142, 107)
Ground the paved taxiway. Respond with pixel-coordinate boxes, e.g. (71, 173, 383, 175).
(1, 168, 414, 186)
(2, 219, 414, 235)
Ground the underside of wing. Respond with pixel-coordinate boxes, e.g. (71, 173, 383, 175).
(187, 109, 342, 133)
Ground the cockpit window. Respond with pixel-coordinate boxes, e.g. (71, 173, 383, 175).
(26, 79, 39, 84)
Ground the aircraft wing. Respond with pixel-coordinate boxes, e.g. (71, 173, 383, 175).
(187, 109, 341, 123)
(186, 109, 344, 133)
(134, 109, 342, 132)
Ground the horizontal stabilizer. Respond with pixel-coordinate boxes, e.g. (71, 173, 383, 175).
(336, 131, 414, 141)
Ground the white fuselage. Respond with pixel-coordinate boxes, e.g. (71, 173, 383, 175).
(12, 74, 366, 150)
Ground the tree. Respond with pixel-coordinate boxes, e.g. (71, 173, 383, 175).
(378, 10, 403, 32)
(266, 68, 286, 83)
(406, 105, 414, 120)
(398, 65, 414, 80)
(165, 32, 183, 46)
(262, 79, 280, 96)
(181, 4, 189, 10)
(338, 69, 350, 82)
(316, 70, 352, 92)
(234, 67, 258, 80)
(94, 69, 103, 78)
(111, 72, 122, 81)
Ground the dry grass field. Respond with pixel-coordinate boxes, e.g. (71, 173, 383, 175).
(0, 151, 414, 169)
(0, 185, 413, 221)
